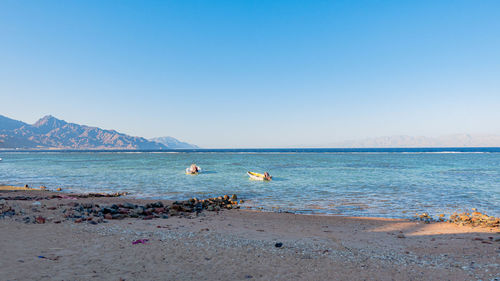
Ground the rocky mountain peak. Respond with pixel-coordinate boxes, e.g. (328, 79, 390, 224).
(33, 115, 68, 133)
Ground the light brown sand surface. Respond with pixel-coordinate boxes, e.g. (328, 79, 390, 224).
(1, 189, 499, 280)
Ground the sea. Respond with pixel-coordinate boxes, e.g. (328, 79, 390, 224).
(1, 148, 499, 219)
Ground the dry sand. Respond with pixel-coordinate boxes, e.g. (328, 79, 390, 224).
(1, 187, 499, 281)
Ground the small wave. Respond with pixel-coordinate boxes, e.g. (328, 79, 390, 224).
(400, 151, 489, 154)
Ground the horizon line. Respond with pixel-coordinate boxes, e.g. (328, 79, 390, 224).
(1, 147, 500, 152)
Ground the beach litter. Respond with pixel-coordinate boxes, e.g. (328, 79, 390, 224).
(132, 239, 149, 245)
(35, 216, 46, 224)
(37, 255, 60, 261)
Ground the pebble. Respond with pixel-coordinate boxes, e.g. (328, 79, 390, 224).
(123, 202, 136, 209)
(154, 207, 165, 214)
(118, 208, 130, 214)
(82, 203, 93, 209)
(112, 214, 125, 220)
(275, 242, 283, 248)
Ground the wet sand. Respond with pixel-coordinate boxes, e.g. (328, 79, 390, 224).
(1, 186, 499, 280)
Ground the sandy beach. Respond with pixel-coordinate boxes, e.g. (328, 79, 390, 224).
(3, 0, 500, 280)
(1, 186, 499, 281)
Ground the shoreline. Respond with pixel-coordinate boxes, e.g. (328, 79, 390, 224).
(3, 149, 500, 221)
(1, 186, 500, 280)
(2, 184, 499, 224)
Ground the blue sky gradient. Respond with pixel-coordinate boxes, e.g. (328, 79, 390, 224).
(1, 0, 499, 147)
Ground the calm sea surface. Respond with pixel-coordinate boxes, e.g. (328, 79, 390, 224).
(1, 148, 499, 218)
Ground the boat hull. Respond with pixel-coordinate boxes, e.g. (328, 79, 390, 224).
(247, 171, 270, 181)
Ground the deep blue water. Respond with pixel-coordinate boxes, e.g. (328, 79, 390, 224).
(1, 148, 499, 218)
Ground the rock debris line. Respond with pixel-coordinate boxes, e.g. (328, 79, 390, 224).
(0, 194, 241, 225)
(415, 208, 500, 229)
(0, 192, 128, 201)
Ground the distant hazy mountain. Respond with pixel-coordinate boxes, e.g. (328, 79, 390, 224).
(328, 134, 500, 148)
(150, 136, 199, 149)
(0, 114, 196, 150)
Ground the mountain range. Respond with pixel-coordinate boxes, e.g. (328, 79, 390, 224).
(149, 136, 199, 149)
(326, 134, 500, 148)
(3, 114, 498, 149)
(0, 114, 198, 150)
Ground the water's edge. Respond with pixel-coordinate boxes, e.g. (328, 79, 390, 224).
(1, 149, 499, 219)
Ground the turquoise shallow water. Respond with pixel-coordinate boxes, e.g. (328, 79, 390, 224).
(1, 150, 499, 218)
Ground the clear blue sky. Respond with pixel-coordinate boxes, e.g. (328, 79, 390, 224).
(1, 0, 499, 148)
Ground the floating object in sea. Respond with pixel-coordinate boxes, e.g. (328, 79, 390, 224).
(247, 171, 272, 181)
(185, 164, 201, 175)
